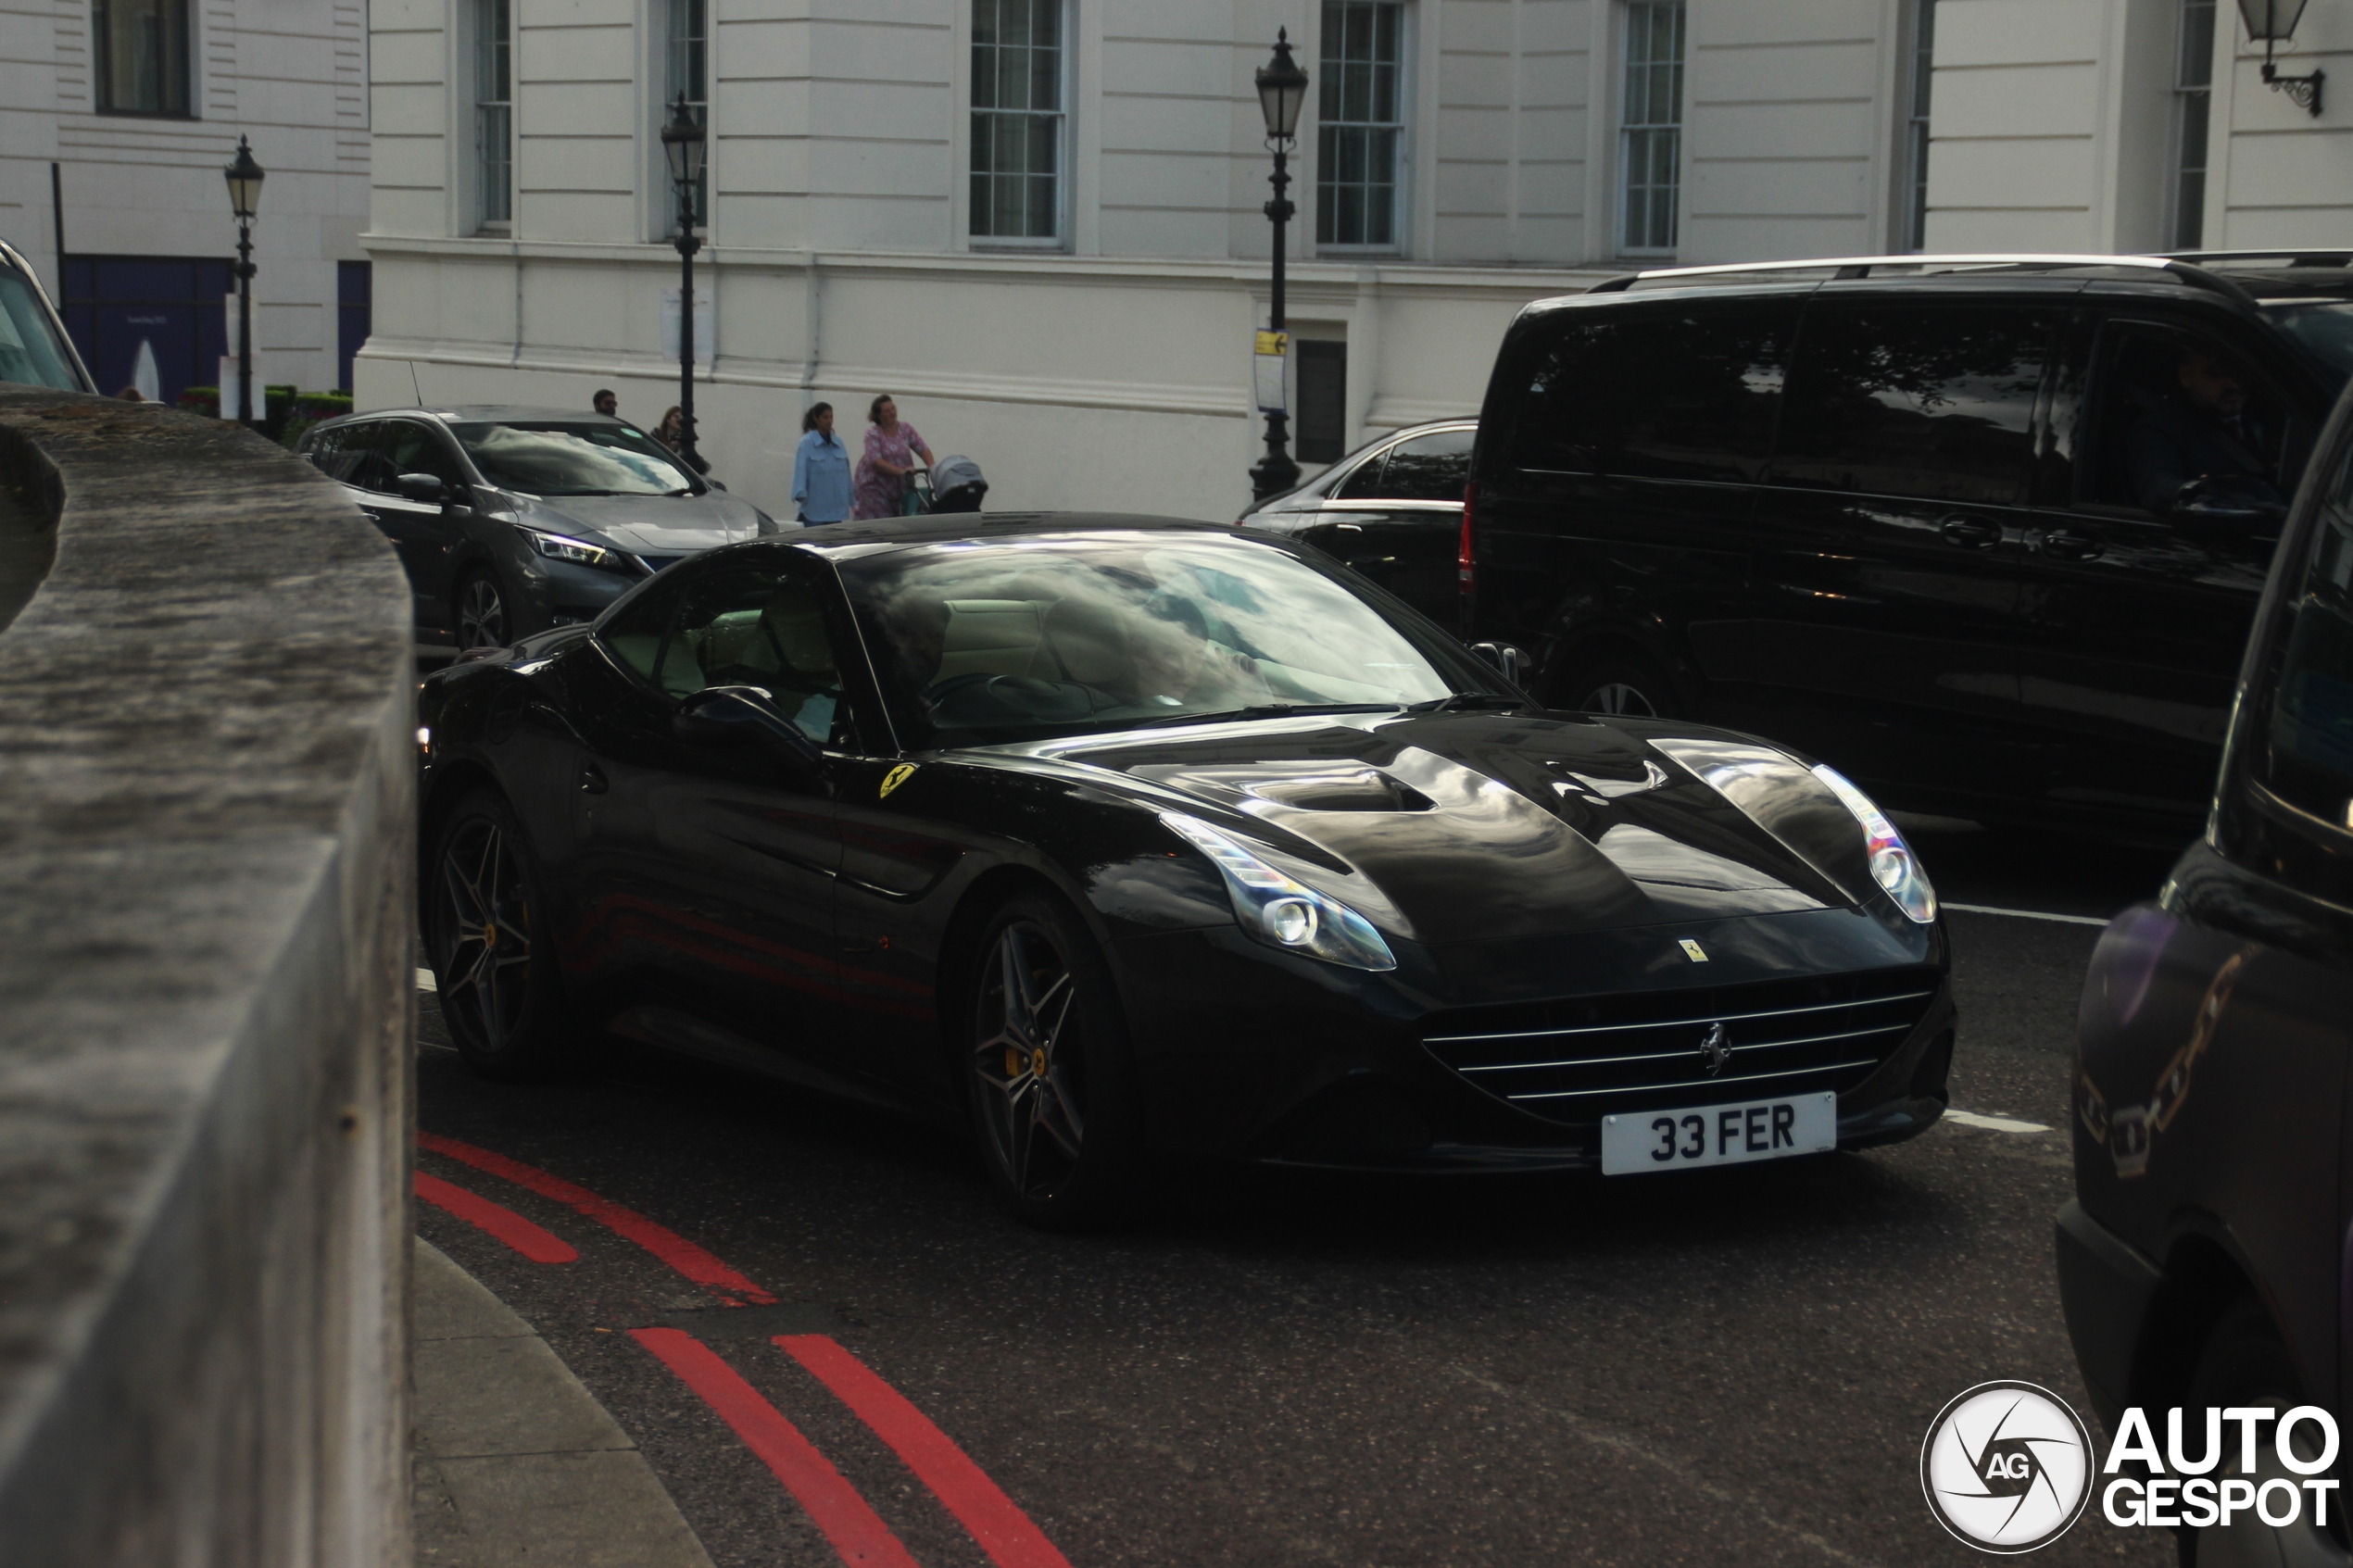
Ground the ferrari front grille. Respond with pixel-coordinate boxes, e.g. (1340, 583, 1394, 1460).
(1421, 969, 1941, 1123)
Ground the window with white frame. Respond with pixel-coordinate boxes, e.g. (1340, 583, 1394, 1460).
(1316, 1, 1404, 251)
(2172, 0, 2215, 249)
(970, 0, 1064, 244)
(1618, 1, 1683, 256)
(473, 0, 511, 230)
(665, 0, 707, 232)
(1903, 0, 1935, 251)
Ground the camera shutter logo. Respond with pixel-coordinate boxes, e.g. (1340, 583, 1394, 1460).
(1920, 1382, 2094, 1552)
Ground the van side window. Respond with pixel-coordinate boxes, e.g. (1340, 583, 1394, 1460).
(1772, 305, 2057, 505)
(2259, 452, 2353, 834)
(1501, 300, 1795, 483)
(2080, 322, 2291, 517)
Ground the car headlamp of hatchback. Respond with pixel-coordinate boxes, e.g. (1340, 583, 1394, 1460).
(523, 529, 631, 572)
(1810, 764, 1937, 923)
(1160, 811, 1397, 971)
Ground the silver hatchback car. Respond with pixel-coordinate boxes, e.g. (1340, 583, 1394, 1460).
(298, 405, 780, 650)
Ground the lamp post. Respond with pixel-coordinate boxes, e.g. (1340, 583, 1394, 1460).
(2239, 0, 2324, 117)
(1248, 31, 1309, 503)
(223, 136, 264, 425)
(661, 94, 709, 470)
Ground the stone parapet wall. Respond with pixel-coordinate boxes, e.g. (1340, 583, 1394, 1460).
(0, 391, 415, 1567)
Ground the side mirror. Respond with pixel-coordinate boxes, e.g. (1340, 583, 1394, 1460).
(707, 479, 728, 492)
(1468, 641, 1533, 687)
(673, 685, 824, 768)
(396, 471, 447, 505)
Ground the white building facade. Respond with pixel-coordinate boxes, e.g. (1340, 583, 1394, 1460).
(1, 0, 373, 402)
(358, 0, 2353, 521)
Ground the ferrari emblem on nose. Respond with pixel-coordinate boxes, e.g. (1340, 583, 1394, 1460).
(1697, 1022, 1731, 1076)
(1679, 938, 1708, 962)
(879, 763, 916, 799)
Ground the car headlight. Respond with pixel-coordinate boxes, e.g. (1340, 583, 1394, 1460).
(1810, 765, 1937, 924)
(523, 529, 631, 572)
(1160, 811, 1397, 971)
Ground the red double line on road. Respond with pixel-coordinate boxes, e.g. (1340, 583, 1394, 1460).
(420, 1131, 775, 1303)
(413, 1170, 577, 1263)
(414, 1132, 1072, 1568)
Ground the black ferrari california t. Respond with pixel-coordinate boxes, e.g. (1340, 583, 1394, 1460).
(417, 514, 1955, 1223)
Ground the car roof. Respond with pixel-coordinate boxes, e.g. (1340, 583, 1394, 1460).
(316, 405, 635, 428)
(784, 511, 1244, 559)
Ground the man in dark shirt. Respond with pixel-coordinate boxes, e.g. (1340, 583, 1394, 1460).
(2126, 348, 2283, 513)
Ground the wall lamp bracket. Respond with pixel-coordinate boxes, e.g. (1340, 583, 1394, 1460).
(2260, 56, 2326, 116)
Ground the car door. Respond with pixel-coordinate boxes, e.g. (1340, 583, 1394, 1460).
(1298, 425, 1474, 621)
(368, 419, 477, 641)
(2009, 310, 2305, 824)
(1475, 291, 1798, 709)
(569, 553, 850, 1081)
(1738, 294, 2060, 806)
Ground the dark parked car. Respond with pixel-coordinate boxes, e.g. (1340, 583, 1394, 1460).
(1465, 251, 2353, 837)
(2057, 376, 2353, 1564)
(298, 405, 777, 650)
(1239, 418, 1475, 622)
(0, 239, 94, 394)
(418, 514, 1955, 1224)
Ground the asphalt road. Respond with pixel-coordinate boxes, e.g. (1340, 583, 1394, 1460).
(414, 822, 2187, 1567)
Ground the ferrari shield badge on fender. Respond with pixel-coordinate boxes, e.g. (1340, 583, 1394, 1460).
(879, 763, 917, 799)
(1679, 938, 1709, 962)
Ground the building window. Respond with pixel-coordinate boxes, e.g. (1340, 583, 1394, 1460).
(970, 0, 1064, 244)
(474, 0, 512, 230)
(2172, 0, 2216, 250)
(1618, 1, 1684, 256)
(665, 0, 707, 231)
(93, 0, 190, 117)
(1316, 2, 1404, 250)
(1904, 0, 1935, 251)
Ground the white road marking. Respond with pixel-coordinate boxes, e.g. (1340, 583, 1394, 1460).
(416, 967, 437, 992)
(1945, 1110, 2052, 1135)
(1944, 902, 2111, 927)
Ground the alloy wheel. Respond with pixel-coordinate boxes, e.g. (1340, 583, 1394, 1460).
(433, 816, 535, 1054)
(457, 574, 509, 650)
(972, 920, 1088, 1200)
(1583, 681, 1658, 717)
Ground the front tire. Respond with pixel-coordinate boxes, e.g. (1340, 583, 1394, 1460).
(425, 788, 569, 1079)
(2178, 1298, 2346, 1568)
(964, 892, 1142, 1228)
(454, 570, 513, 651)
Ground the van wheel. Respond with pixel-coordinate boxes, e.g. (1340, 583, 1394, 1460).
(964, 891, 1144, 1229)
(2176, 1298, 2340, 1567)
(1559, 656, 1678, 719)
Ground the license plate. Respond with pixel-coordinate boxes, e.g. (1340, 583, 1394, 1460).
(1601, 1092, 1837, 1175)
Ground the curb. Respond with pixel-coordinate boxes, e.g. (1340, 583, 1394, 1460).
(412, 1238, 714, 1568)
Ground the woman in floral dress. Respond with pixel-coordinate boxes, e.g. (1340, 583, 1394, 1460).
(851, 394, 935, 519)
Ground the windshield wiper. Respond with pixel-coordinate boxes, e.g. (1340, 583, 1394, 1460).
(1126, 701, 1402, 730)
(1403, 693, 1530, 714)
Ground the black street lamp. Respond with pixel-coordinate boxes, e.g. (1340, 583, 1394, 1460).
(1249, 31, 1309, 503)
(2240, 0, 2324, 117)
(223, 136, 264, 425)
(661, 94, 709, 471)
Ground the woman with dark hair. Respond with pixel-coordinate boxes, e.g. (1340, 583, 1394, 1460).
(851, 394, 934, 520)
(651, 405, 711, 474)
(790, 401, 851, 525)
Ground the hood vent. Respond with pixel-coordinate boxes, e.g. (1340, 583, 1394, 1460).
(1241, 767, 1434, 813)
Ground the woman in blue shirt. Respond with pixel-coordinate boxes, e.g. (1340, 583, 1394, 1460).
(791, 402, 852, 524)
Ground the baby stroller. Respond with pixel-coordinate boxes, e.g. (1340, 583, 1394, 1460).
(928, 454, 988, 513)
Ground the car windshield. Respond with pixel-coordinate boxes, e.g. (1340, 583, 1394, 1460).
(449, 420, 698, 496)
(2263, 302, 2353, 390)
(838, 533, 1466, 746)
(0, 270, 87, 391)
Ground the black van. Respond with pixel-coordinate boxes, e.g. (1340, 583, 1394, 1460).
(2056, 372, 2353, 1564)
(1465, 252, 2353, 835)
